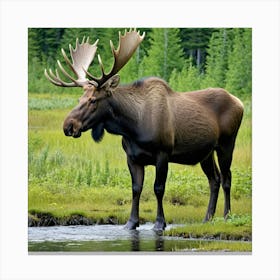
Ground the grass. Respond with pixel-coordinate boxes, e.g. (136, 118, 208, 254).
(175, 240, 252, 252)
(28, 92, 252, 247)
(166, 214, 252, 240)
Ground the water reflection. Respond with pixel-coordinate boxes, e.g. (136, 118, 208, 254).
(28, 224, 251, 252)
(129, 230, 140, 251)
(129, 229, 165, 251)
(155, 233, 165, 251)
(28, 224, 179, 252)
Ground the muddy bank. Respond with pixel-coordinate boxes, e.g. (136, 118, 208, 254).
(28, 212, 119, 227)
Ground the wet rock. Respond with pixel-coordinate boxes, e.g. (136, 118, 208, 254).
(65, 215, 94, 226)
(28, 215, 39, 227)
(107, 216, 118, 225)
(37, 214, 59, 226)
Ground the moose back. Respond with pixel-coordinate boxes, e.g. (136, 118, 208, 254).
(45, 29, 244, 231)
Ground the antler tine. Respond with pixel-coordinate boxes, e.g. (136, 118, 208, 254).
(44, 69, 61, 86)
(57, 59, 81, 85)
(44, 37, 99, 87)
(54, 69, 73, 87)
(97, 54, 106, 76)
(44, 68, 77, 87)
(85, 28, 145, 87)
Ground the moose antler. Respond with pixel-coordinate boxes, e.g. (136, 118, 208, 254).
(44, 28, 145, 88)
(44, 37, 99, 87)
(85, 28, 145, 87)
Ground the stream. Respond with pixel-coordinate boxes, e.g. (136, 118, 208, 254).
(28, 223, 249, 253)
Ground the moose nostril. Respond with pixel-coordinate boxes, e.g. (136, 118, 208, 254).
(64, 122, 73, 136)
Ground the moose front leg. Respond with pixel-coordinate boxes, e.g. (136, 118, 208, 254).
(124, 157, 144, 230)
(153, 151, 169, 231)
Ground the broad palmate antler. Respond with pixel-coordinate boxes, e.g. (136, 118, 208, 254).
(44, 28, 145, 88)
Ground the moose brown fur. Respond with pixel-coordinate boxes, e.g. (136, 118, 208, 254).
(45, 30, 244, 231)
(63, 76, 243, 230)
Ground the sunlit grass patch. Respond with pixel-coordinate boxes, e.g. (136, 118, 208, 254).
(28, 93, 80, 110)
(177, 240, 252, 252)
(165, 214, 252, 241)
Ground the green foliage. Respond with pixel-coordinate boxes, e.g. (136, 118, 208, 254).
(226, 29, 252, 95)
(28, 28, 252, 97)
(214, 213, 252, 227)
(141, 28, 185, 80)
(202, 28, 232, 88)
(179, 28, 215, 70)
(169, 59, 202, 91)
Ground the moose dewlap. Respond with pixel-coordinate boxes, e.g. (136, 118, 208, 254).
(45, 28, 244, 231)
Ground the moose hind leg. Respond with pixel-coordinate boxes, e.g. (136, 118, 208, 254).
(153, 151, 169, 231)
(201, 152, 221, 222)
(217, 143, 234, 220)
(124, 157, 144, 230)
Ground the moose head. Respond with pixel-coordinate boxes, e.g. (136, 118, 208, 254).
(45, 29, 145, 139)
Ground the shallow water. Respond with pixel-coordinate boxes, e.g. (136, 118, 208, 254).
(28, 223, 249, 253)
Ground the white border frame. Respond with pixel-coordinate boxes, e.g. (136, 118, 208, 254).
(1, 0, 280, 279)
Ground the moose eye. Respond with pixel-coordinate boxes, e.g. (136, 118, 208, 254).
(90, 98, 97, 104)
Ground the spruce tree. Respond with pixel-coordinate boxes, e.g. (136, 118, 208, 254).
(226, 28, 252, 95)
(202, 28, 232, 88)
(169, 59, 201, 92)
(28, 28, 42, 61)
(179, 28, 214, 71)
(140, 28, 185, 81)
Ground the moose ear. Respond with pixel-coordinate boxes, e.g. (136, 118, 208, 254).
(101, 74, 120, 91)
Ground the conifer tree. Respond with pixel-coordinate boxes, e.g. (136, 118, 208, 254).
(169, 58, 201, 91)
(202, 28, 232, 88)
(140, 28, 185, 80)
(28, 28, 42, 61)
(28, 27, 252, 96)
(179, 28, 214, 71)
(226, 28, 252, 95)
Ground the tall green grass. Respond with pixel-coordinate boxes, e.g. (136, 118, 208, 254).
(28, 93, 252, 226)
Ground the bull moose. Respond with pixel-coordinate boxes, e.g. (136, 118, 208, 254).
(44, 29, 244, 231)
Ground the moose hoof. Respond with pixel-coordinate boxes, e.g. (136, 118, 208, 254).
(203, 212, 214, 223)
(124, 220, 139, 230)
(153, 220, 166, 232)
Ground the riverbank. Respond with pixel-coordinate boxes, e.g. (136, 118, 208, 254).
(28, 211, 252, 242)
(28, 211, 118, 227)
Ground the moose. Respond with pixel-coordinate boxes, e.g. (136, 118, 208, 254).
(45, 29, 244, 231)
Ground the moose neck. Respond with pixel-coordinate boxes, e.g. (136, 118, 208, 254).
(105, 85, 143, 139)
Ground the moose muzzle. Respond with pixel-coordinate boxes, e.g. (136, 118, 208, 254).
(63, 118, 83, 138)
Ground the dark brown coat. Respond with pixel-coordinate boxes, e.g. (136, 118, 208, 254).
(63, 75, 244, 230)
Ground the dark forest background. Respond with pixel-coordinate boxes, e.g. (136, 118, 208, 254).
(28, 28, 252, 96)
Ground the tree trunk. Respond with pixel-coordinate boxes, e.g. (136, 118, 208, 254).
(196, 48, 201, 68)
